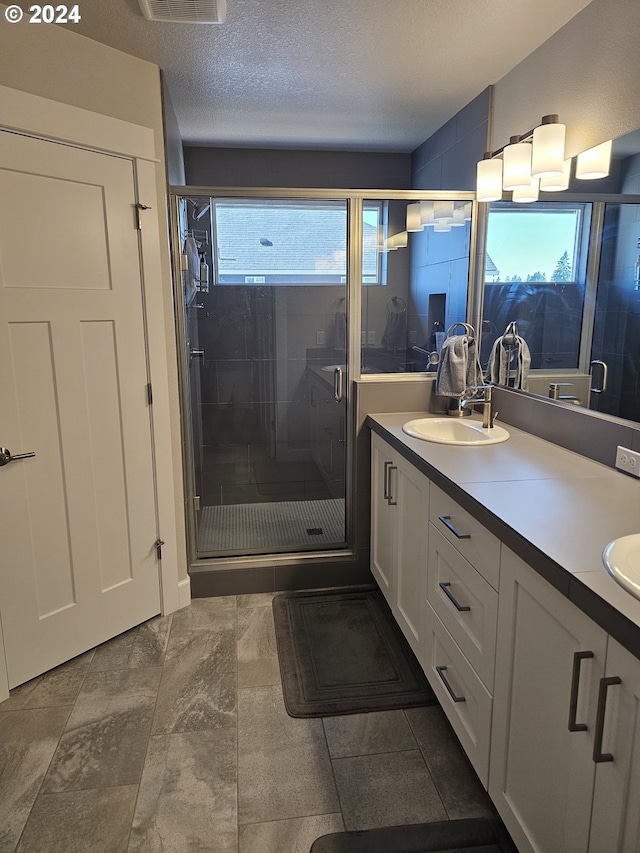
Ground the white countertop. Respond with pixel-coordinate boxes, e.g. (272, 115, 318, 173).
(367, 411, 640, 644)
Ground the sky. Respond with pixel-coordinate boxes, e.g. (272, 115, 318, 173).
(485, 209, 580, 280)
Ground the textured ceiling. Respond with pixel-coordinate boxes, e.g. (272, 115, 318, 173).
(68, 0, 595, 151)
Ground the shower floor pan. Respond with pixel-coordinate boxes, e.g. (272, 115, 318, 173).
(196, 498, 345, 555)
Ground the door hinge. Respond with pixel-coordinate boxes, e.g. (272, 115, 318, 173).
(193, 495, 201, 512)
(154, 538, 165, 560)
(147, 382, 153, 405)
(135, 202, 152, 230)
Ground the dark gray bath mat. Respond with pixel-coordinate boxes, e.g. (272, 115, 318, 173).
(272, 586, 436, 717)
(309, 818, 517, 852)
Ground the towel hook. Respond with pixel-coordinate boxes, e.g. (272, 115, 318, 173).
(446, 321, 476, 340)
(501, 321, 519, 348)
(386, 296, 406, 314)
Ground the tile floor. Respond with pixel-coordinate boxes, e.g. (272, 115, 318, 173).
(0, 593, 496, 853)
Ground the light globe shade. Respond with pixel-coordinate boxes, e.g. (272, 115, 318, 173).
(434, 200, 454, 222)
(540, 158, 572, 191)
(502, 141, 532, 190)
(387, 231, 407, 250)
(406, 202, 423, 231)
(420, 201, 435, 226)
(450, 205, 466, 226)
(531, 122, 566, 177)
(476, 159, 502, 202)
(512, 177, 540, 203)
(576, 140, 612, 179)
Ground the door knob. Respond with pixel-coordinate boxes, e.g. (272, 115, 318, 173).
(0, 447, 36, 467)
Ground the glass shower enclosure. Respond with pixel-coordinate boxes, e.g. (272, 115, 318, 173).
(175, 194, 349, 558)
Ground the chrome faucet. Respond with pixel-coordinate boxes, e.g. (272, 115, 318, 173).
(460, 385, 496, 429)
(548, 383, 581, 405)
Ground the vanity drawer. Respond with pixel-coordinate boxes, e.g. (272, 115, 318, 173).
(427, 525, 498, 690)
(429, 483, 500, 590)
(423, 604, 492, 787)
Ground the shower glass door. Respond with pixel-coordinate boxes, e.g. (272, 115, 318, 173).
(180, 195, 348, 557)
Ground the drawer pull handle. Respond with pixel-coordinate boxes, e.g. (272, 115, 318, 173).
(439, 581, 471, 612)
(383, 461, 392, 501)
(593, 676, 621, 763)
(436, 665, 466, 703)
(438, 515, 471, 539)
(387, 466, 398, 506)
(568, 650, 594, 732)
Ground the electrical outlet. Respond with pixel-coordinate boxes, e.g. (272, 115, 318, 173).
(368, 331, 375, 345)
(615, 446, 640, 477)
(316, 331, 325, 346)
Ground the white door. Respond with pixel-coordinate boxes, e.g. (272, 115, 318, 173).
(0, 130, 161, 688)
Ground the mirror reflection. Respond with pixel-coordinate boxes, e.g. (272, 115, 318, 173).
(360, 197, 473, 374)
(481, 130, 640, 425)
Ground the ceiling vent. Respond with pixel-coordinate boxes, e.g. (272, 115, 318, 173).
(137, 0, 226, 24)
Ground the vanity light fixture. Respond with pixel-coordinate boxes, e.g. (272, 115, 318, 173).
(450, 204, 467, 226)
(575, 139, 612, 179)
(476, 155, 503, 202)
(512, 177, 540, 203)
(406, 202, 423, 232)
(385, 231, 408, 251)
(476, 113, 613, 202)
(502, 137, 533, 191)
(531, 115, 566, 177)
(434, 200, 455, 222)
(539, 158, 572, 191)
(419, 201, 435, 226)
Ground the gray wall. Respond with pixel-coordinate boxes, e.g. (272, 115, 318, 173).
(411, 88, 491, 191)
(184, 147, 411, 189)
(162, 76, 186, 186)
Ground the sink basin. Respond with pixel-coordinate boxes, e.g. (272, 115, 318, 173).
(402, 417, 510, 446)
(602, 534, 640, 601)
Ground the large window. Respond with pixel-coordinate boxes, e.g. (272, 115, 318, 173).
(485, 204, 586, 284)
(211, 198, 382, 285)
(482, 202, 592, 371)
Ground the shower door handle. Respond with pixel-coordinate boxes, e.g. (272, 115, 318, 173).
(0, 447, 36, 467)
(590, 360, 608, 394)
(333, 366, 343, 402)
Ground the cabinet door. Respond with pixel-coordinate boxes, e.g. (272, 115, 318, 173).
(370, 433, 395, 606)
(490, 548, 607, 853)
(394, 455, 428, 659)
(589, 637, 640, 853)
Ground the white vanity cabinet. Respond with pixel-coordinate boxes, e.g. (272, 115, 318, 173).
(422, 485, 499, 786)
(369, 422, 640, 853)
(491, 547, 640, 853)
(587, 636, 640, 853)
(370, 432, 429, 660)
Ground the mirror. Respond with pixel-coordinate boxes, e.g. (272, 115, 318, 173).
(360, 195, 474, 375)
(480, 128, 640, 426)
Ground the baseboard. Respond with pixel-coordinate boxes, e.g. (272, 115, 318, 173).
(177, 576, 191, 609)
